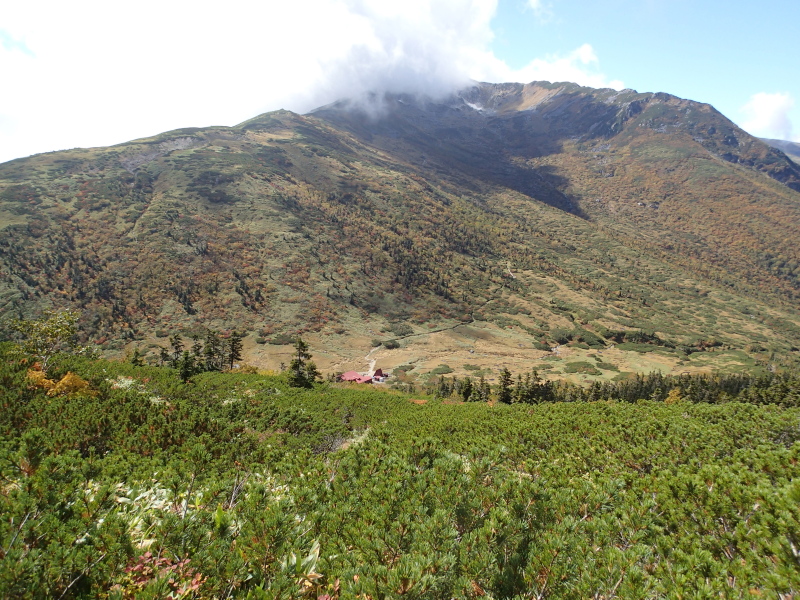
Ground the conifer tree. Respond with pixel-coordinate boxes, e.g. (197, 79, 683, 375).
(203, 329, 223, 371)
(477, 374, 491, 402)
(130, 348, 144, 367)
(461, 375, 473, 402)
(190, 334, 202, 357)
(435, 375, 450, 399)
(497, 367, 514, 404)
(514, 374, 527, 403)
(287, 337, 320, 388)
(169, 334, 184, 367)
(226, 331, 244, 370)
(179, 350, 195, 383)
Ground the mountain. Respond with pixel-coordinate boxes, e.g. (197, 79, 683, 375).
(762, 137, 800, 165)
(2, 81, 800, 379)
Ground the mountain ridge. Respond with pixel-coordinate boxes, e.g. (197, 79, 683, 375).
(761, 137, 800, 165)
(2, 81, 800, 378)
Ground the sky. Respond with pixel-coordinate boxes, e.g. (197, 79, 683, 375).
(1, 0, 798, 164)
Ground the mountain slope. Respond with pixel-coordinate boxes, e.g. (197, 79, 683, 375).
(762, 137, 800, 165)
(314, 83, 800, 297)
(2, 82, 800, 376)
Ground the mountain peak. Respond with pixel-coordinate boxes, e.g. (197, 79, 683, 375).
(3, 81, 800, 374)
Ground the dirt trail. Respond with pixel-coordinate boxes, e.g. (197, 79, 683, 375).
(364, 346, 379, 374)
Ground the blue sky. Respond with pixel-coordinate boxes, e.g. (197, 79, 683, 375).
(490, 0, 800, 138)
(1, 0, 797, 163)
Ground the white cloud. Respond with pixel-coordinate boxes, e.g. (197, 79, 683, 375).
(305, 0, 497, 110)
(740, 92, 796, 141)
(472, 43, 624, 90)
(0, 0, 622, 163)
(0, 29, 34, 56)
(526, 0, 554, 22)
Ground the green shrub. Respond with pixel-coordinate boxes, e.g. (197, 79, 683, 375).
(390, 322, 414, 337)
(595, 361, 620, 371)
(3, 342, 800, 598)
(268, 333, 295, 345)
(564, 361, 602, 375)
(571, 328, 606, 348)
(550, 328, 572, 345)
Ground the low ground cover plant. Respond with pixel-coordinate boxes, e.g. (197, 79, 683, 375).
(1, 341, 799, 598)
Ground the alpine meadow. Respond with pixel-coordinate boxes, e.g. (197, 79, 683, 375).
(2, 80, 800, 598)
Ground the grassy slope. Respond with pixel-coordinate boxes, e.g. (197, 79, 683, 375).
(2, 85, 800, 378)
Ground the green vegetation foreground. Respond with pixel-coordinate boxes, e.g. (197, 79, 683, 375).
(1, 343, 799, 598)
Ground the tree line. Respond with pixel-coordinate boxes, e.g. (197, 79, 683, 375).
(430, 367, 800, 407)
(142, 330, 245, 383)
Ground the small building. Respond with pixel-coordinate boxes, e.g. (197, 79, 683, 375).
(372, 368, 388, 383)
(341, 371, 373, 384)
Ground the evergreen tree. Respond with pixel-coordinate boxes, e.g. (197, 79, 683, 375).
(461, 375, 473, 402)
(524, 370, 555, 404)
(226, 331, 244, 370)
(514, 374, 524, 403)
(497, 367, 514, 404)
(190, 334, 202, 357)
(203, 329, 223, 371)
(287, 337, 320, 388)
(477, 374, 491, 402)
(435, 375, 449, 399)
(130, 348, 144, 367)
(179, 350, 195, 383)
(169, 334, 184, 367)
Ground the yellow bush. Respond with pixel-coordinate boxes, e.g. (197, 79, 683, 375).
(27, 368, 55, 392)
(664, 388, 684, 405)
(48, 372, 93, 396)
(27, 368, 93, 397)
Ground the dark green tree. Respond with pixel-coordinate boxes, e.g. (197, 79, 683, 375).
(179, 350, 196, 383)
(497, 367, 514, 404)
(203, 329, 223, 371)
(287, 337, 320, 388)
(435, 375, 451, 399)
(461, 376, 473, 402)
(226, 331, 244, 370)
(190, 334, 202, 357)
(169, 334, 184, 367)
(477, 374, 491, 402)
(513, 374, 524, 403)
